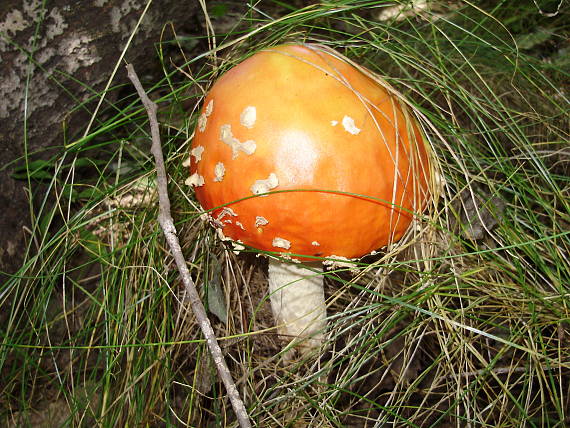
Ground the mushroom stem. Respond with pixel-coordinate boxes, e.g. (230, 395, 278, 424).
(267, 258, 326, 352)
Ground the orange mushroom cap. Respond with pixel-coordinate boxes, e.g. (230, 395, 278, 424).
(189, 44, 430, 260)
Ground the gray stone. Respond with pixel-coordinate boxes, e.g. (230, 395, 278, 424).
(0, 0, 199, 277)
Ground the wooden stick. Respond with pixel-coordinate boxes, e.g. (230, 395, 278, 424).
(126, 63, 252, 428)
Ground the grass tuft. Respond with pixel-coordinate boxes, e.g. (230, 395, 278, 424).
(2, 1, 569, 426)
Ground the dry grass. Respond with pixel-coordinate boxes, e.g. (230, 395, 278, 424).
(2, 1, 569, 427)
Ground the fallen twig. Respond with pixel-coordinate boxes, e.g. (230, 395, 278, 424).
(126, 63, 252, 428)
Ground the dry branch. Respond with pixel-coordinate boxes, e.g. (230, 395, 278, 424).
(126, 63, 252, 428)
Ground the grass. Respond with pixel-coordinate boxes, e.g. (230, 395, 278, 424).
(1, 0, 569, 426)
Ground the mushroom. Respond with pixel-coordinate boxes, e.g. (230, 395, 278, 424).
(188, 44, 431, 354)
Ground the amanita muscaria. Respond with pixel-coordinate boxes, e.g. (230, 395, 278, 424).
(187, 43, 430, 353)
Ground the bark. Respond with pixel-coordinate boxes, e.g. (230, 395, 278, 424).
(0, 0, 200, 277)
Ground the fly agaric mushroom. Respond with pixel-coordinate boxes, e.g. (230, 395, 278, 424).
(187, 44, 430, 353)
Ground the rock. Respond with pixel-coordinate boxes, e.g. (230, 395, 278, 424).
(0, 0, 200, 278)
(452, 184, 506, 241)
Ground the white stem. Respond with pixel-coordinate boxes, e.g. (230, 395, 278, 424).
(267, 258, 327, 352)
